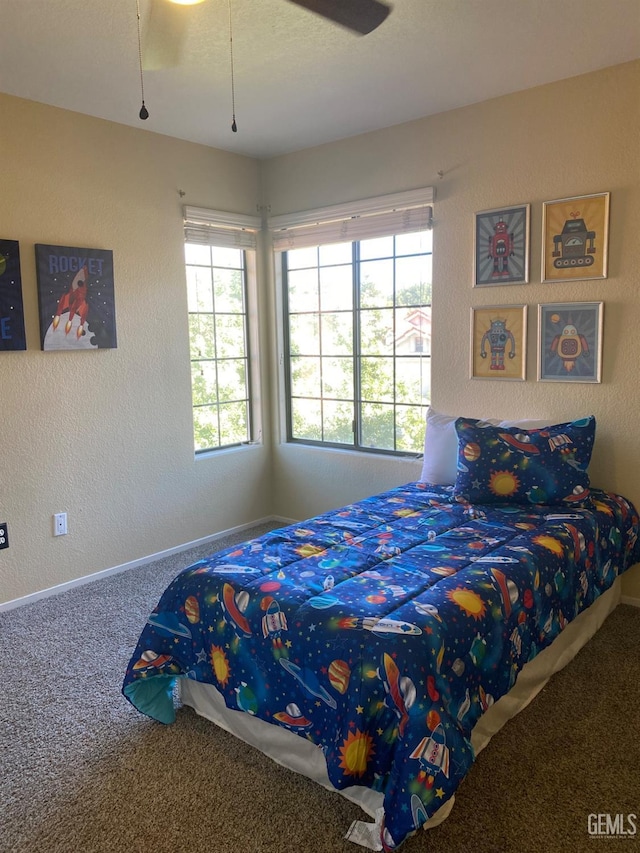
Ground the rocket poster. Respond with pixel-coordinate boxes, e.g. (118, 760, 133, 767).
(0, 239, 27, 351)
(35, 244, 117, 351)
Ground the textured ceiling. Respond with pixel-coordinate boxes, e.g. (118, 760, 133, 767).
(1, 0, 639, 159)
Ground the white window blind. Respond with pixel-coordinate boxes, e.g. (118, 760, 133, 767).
(269, 187, 434, 251)
(183, 205, 261, 250)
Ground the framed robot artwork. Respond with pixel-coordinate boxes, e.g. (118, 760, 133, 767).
(541, 192, 610, 283)
(473, 204, 530, 286)
(538, 302, 604, 383)
(470, 304, 527, 381)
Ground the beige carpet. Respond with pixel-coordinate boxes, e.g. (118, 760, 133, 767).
(1, 524, 639, 853)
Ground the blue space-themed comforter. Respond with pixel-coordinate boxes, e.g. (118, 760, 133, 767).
(123, 483, 640, 850)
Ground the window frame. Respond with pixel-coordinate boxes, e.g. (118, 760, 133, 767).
(281, 232, 432, 457)
(183, 206, 262, 456)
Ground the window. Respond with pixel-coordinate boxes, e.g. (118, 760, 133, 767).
(274, 189, 434, 456)
(184, 206, 260, 453)
(283, 231, 432, 454)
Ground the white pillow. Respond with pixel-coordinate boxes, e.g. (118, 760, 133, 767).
(420, 409, 465, 485)
(420, 408, 552, 485)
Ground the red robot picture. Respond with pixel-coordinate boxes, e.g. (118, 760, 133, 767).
(487, 219, 515, 278)
(475, 205, 529, 286)
(52, 265, 89, 338)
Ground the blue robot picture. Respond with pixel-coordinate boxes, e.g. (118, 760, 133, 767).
(480, 317, 516, 371)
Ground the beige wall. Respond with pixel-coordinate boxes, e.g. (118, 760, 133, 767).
(0, 94, 272, 604)
(261, 60, 640, 598)
(2, 60, 639, 606)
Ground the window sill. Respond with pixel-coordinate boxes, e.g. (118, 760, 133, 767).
(195, 441, 263, 462)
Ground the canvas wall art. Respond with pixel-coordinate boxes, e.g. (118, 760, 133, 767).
(542, 192, 609, 282)
(474, 204, 530, 286)
(0, 239, 26, 351)
(538, 302, 603, 383)
(35, 244, 117, 350)
(470, 304, 527, 380)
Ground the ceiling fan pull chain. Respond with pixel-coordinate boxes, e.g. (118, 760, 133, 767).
(135, 0, 149, 120)
(229, 0, 237, 132)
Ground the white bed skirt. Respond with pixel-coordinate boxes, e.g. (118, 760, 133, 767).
(180, 579, 621, 846)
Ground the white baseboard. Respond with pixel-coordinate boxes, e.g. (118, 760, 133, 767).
(621, 595, 640, 608)
(0, 515, 293, 613)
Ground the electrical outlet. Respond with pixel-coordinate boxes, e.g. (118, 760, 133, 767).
(0, 522, 8, 549)
(54, 513, 68, 536)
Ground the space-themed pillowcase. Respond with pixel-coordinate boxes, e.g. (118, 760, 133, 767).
(420, 406, 553, 486)
(452, 416, 596, 506)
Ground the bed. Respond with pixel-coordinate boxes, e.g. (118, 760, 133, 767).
(123, 413, 640, 850)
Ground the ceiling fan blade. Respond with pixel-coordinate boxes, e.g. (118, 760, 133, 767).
(286, 0, 392, 35)
(142, 0, 189, 70)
